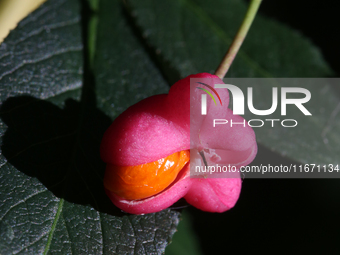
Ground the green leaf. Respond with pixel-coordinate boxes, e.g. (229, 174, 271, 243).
(125, 0, 340, 166)
(93, 0, 169, 119)
(165, 210, 203, 255)
(0, 0, 179, 254)
(126, 0, 332, 78)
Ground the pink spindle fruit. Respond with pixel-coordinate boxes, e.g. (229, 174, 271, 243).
(100, 73, 257, 214)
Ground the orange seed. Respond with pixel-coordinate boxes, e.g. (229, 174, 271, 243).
(104, 150, 190, 200)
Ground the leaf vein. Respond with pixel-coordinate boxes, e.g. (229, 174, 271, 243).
(0, 47, 82, 82)
(11, 17, 81, 47)
(13, 232, 48, 255)
(0, 189, 48, 221)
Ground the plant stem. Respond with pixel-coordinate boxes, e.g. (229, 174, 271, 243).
(215, 0, 263, 79)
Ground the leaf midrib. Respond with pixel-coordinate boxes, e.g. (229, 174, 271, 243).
(43, 198, 64, 255)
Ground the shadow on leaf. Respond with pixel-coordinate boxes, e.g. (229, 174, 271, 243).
(0, 95, 125, 217)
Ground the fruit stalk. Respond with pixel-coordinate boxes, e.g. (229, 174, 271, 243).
(215, 0, 263, 79)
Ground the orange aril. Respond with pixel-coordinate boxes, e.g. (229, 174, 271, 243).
(104, 150, 190, 200)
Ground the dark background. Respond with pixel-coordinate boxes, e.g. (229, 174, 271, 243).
(187, 1, 340, 254)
